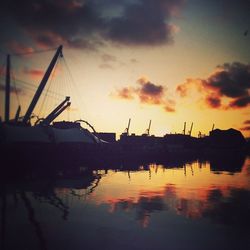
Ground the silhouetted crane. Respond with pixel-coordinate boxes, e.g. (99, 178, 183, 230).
(146, 120, 152, 136)
(183, 122, 186, 135)
(211, 123, 215, 131)
(125, 118, 131, 136)
(188, 122, 193, 136)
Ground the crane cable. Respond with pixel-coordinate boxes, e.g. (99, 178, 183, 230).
(38, 57, 60, 117)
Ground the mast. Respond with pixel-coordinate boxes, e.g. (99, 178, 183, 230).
(22, 45, 63, 124)
(5, 54, 10, 123)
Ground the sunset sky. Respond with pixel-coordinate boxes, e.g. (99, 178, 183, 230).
(0, 0, 249, 138)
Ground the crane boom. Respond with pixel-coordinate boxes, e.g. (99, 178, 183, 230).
(146, 120, 152, 135)
(14, 105, 21, 123)
(22, 45, 63, 124)
(41, 96, 70, 125)
(42, 102, 71, 125)
(126, 118, 131, 135)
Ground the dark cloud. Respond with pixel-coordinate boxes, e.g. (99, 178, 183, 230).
(228, 96, 250, 108)
(1, 0, 184, 50)
(213, 0, 250, 21)
(176, 62, 250, 109)
(114, 77, 175, 112)
(205, 95, 222, 108)
(104, 0, 184, 46)
(205, 63, 250, 98)
(2, 0, 104, 49)
(137, 77, 164, 104)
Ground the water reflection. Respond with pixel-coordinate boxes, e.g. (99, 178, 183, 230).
(1, 156, 250, 250)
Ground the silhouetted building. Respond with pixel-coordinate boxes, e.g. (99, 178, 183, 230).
(208, 128, 246, 149)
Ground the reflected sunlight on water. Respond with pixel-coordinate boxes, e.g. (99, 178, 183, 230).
(1, 157, 250, 250)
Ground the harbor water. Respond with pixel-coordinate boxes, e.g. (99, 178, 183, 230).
(1, 157, 250, 250)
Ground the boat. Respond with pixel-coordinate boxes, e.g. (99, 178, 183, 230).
(0, 45, 104, 165)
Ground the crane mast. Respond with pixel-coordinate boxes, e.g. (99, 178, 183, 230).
(22, 45, 63, 124)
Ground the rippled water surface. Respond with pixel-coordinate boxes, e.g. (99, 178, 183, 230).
(1, 157, 250, 250)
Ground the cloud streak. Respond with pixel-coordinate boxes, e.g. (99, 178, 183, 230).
(240, 120, 250, 131)
(23, 68, 44, 78)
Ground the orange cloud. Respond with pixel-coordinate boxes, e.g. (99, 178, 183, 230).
(23, 68, 44, 78)
(176, 78, 204, 97)
(205, 94, 222, 108)
(8, 41, 34, 54)
(164, 105, 175, 112)
(116, 87, 135, 100)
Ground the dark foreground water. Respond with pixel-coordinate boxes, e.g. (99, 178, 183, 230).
(1, 157, 250, 250)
